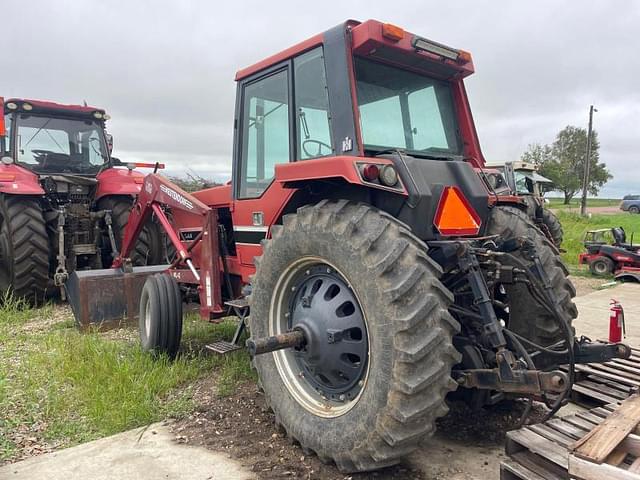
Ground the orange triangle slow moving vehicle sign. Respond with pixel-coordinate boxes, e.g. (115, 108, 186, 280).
(433, 186, 482, 236)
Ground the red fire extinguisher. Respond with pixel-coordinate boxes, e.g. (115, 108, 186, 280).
(609, 299, 626, 343)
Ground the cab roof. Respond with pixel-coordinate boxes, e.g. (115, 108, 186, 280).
(4, 98, 106, 119)
(235, 19, 474, 81)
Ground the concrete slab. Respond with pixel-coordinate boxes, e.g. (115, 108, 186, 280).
(0, 423, 254, 480)
(573, 283, 640, 345)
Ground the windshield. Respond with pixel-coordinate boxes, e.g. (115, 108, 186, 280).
(13, 113, 109, 174)
(354, 58, 462, 157)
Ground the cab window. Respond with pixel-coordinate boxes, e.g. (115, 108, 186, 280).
(294, 47, 333, 159)
(238, 69, 290, 199)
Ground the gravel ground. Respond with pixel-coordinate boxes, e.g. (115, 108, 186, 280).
(569, 275, 615, 297)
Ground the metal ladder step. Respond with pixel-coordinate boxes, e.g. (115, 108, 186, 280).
(205, 340, 243, 355)
(224, 298, 249, 310)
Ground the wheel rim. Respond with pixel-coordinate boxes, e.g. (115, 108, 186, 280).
(594, 261, 608, 274)
(144, 296, 152, 338)
(270, 257, 370, 418)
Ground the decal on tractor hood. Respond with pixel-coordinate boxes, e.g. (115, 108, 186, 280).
(160, 184, 194, 210)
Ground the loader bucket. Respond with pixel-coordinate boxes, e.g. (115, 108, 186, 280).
(66, 265, 169, 330)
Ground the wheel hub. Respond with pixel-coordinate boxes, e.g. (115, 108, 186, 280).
(288, 264, 368, 402)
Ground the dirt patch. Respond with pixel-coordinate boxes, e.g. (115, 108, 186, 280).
(171, 378, 548, 479)
(569, 275, 614, 297)
(171, 380, 423, 479)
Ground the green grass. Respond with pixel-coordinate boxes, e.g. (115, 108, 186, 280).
(558, 212, 640, 267)
(0, 298, 254, 463)
(547, 197, 621, 209)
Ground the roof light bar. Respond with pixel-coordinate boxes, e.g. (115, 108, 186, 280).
(412, 36, 460, 61)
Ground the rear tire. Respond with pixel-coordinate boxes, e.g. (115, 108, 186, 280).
(249, 200, 460, 472)
(0, 195, 50, 304)
(98, 196, 163, 266)
(139, 273, 183, 358)
(541, 208, 563, 246)
(486, 206, 577, 346)
(589, 256, 614, 276)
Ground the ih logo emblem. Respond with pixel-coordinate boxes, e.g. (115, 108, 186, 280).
(342, 137, 353, 153)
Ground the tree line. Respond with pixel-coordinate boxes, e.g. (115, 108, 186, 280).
(520, 126, 612, 204)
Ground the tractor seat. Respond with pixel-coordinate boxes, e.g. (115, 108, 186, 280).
(612, 227, 627, 244)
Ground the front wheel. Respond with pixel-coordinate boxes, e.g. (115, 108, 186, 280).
(98, 196, 163, 266)
(589, 256, 614, 276)
(629, 206, 640, 214)
(0, 195, 50, 304)
(139, 273, 183, 358)
(249, 200, 460, 472)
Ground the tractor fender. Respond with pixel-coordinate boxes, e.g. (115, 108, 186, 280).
(0, 164, 45, 195)
(274, 156, 408, 196)
(94, 167, 145, 201)
(615, 270, 640, 283)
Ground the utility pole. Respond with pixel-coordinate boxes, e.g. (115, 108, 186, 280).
(580, 105, 596, 216)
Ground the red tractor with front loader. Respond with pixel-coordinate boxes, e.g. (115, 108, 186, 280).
(67, 20, 630, 473)
(0, 97, 162, 303)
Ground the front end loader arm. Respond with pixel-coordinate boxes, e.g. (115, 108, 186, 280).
(113, 174, 209, 271)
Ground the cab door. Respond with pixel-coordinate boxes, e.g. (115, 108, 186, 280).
(231, 48, 334, 272)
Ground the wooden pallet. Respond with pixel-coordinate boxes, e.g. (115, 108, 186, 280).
(501, 399, 640, 479)
(565, 347, 640, 407)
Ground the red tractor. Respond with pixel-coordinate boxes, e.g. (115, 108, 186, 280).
(0, 98, 161, 303)
(68, 20, 629, 472)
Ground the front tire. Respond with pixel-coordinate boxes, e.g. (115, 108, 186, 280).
(0, 195, 50, 304)
(589, 256, 614, 276)
(629, 206, 640, 214)
(486, 206, 577, 346)
(98, 196, 163, 266)
(139, 273, 183, 358)
(249, 200, 460, 472)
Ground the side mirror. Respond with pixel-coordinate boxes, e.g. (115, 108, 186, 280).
(105, 133, 113, 155)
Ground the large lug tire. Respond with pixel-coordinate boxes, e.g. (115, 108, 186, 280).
(589, 256, 614, 276)
(249, 200, 460, 473)
(0, 195, 50, 304)
(98, 196, 163, 266)
(139, 273, 183, 358)
(541, 208, 564, 247)
(486, 206, 577, 346)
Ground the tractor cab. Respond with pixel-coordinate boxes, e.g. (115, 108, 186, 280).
(192, 19, 491, 254)
(1, 98, 112, 175)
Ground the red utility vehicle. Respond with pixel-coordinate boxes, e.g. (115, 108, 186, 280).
(68, 20, 629, 472)
(0, 98, 162, 302)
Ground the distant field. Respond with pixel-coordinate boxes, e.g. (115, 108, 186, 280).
(547, 198, 621, 209)
(558, 212, 640, 267)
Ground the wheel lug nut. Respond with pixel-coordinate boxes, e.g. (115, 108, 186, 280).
(339, 394, 346, 402)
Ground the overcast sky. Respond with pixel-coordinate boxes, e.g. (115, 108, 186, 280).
(3, 0, 639, 197)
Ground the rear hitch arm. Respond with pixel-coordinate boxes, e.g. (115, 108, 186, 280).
(453, 367, 569, 395)
(529, 337, 632, 371)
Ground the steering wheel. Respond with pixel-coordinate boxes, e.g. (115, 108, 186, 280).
(302, 139, 332, 158)
(31, 149, 53, 165)
(32, 149, 52, 159)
